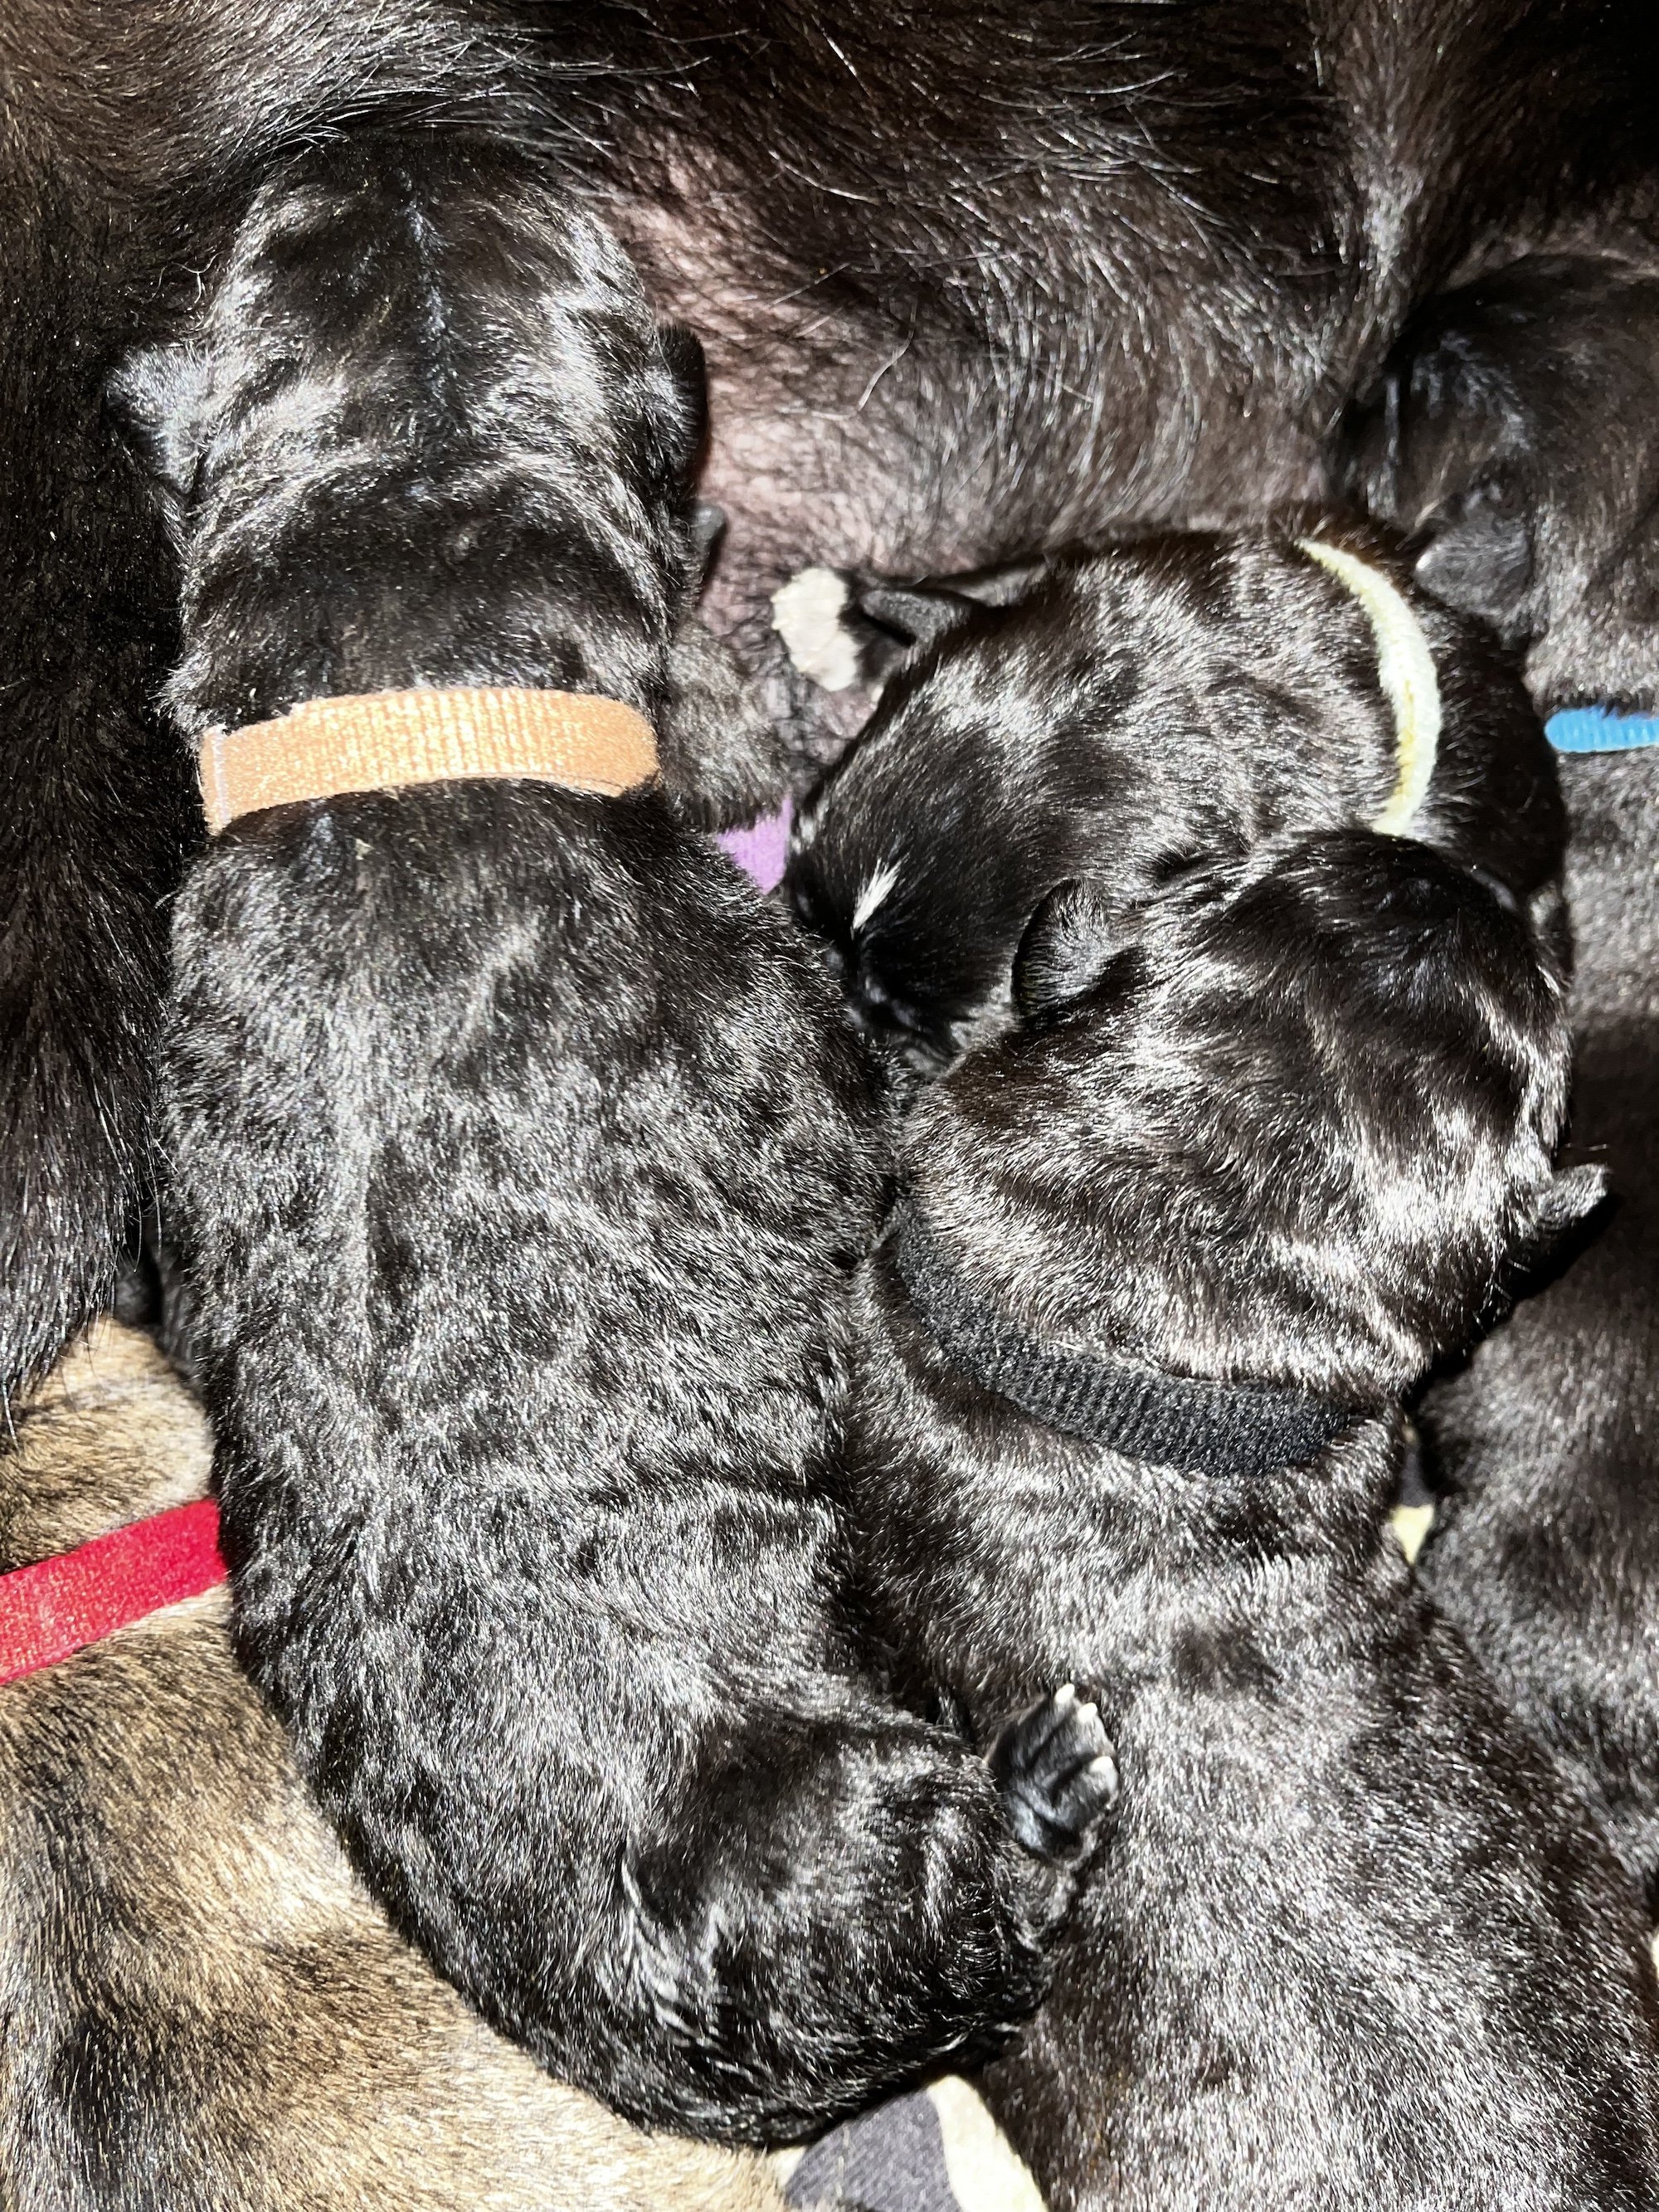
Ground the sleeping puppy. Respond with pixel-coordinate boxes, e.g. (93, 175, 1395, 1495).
(0, 1320, 790, 2212)
(781, 525, 1563, 1079)
(1351, 254, 1659, 712)
(843, 833, 1659, 2209)
(130, 133, 1112, 2144)
(1355, 257, 1659, 1901)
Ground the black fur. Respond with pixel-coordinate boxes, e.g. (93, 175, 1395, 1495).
(844, 834, 1659, 2208)
(109, 134, 778, 824)
(144, 136, 1108, 2142)
(786, 526, 1659, 2194)
(783, 525, 1562, 1075)
(6, 0, 1659, 1398)
(1357, 267, 1659, 1903)
(1352, 255, 1659, 714)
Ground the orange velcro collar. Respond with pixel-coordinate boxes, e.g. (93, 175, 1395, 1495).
(197, 686, 659, 834)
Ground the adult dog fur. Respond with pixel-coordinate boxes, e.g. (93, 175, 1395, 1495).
(844, 836, 1659, 2208)
(137, 136, 1112, 2141)
(1356, 260, 1659, 1901)
(0, 1321, 789, 2212)
(4, 0, 1659, 1401)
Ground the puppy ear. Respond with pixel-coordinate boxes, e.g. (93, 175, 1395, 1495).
(1013, 880, 1137, 1024)
(771, 556, 1048, 694)
(1506, 1161, 1613, 1288)
(1410, 475, 1535, 636)
(654, 322, 708, 477)
(655, 612, 787, 831)
(105, 341, 209, 547)
(628, 322, 709, 518)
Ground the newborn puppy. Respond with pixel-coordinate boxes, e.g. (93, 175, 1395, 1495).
(7, 0, 1659, 1414)
(1355, 259, 1659, 1899)
(0, 1322, 787, 2212)
(844, 833, 1659, 2209)
(781, 526, 1562, 1074)
(131, 133, 1110, 2142)
(1352, 253, 1659, 711)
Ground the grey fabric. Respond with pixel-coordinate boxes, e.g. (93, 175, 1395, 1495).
(786, 2093, 960, 2212)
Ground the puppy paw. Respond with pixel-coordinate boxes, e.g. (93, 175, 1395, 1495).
(989, 1683, 1119, 1863)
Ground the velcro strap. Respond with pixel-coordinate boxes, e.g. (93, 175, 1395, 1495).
(890, 1206, 1366, 1479)
(197, 687, 659, 833)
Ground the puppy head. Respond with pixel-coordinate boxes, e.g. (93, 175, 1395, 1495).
(1351, 253, 1659, 711)
(902, 832, 1592, 1405)
(108, 134, 776, 823)
(784, 527, 1556, 1079)
(781, 556, 1117, 1073)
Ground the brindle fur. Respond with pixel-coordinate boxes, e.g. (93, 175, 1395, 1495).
(0, 1323, 790, 2212)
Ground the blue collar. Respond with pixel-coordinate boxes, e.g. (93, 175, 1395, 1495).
(1546, 708, 1659, 753)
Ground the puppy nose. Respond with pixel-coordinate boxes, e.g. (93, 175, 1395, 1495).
(854, 971, 913, 1035)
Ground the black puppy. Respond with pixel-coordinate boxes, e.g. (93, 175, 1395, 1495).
(783, 525, 1564, 1075)
(1353, 254, 1659, 710)
(1356, 258, 1659, 1899)
(844, 833, 1659, 2207)
(135, 137, 1112, 2141)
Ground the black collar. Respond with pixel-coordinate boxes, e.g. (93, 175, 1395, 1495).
(888, 1205, 1367, 1480)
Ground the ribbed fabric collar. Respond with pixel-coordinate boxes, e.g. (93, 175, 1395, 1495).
(888, 1206, 1365, 1479)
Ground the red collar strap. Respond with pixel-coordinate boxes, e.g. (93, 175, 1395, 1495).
(0, 1498, 227, 1688)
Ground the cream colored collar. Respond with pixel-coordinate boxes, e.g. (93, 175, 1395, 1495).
(1297, 538, 1442, 836)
